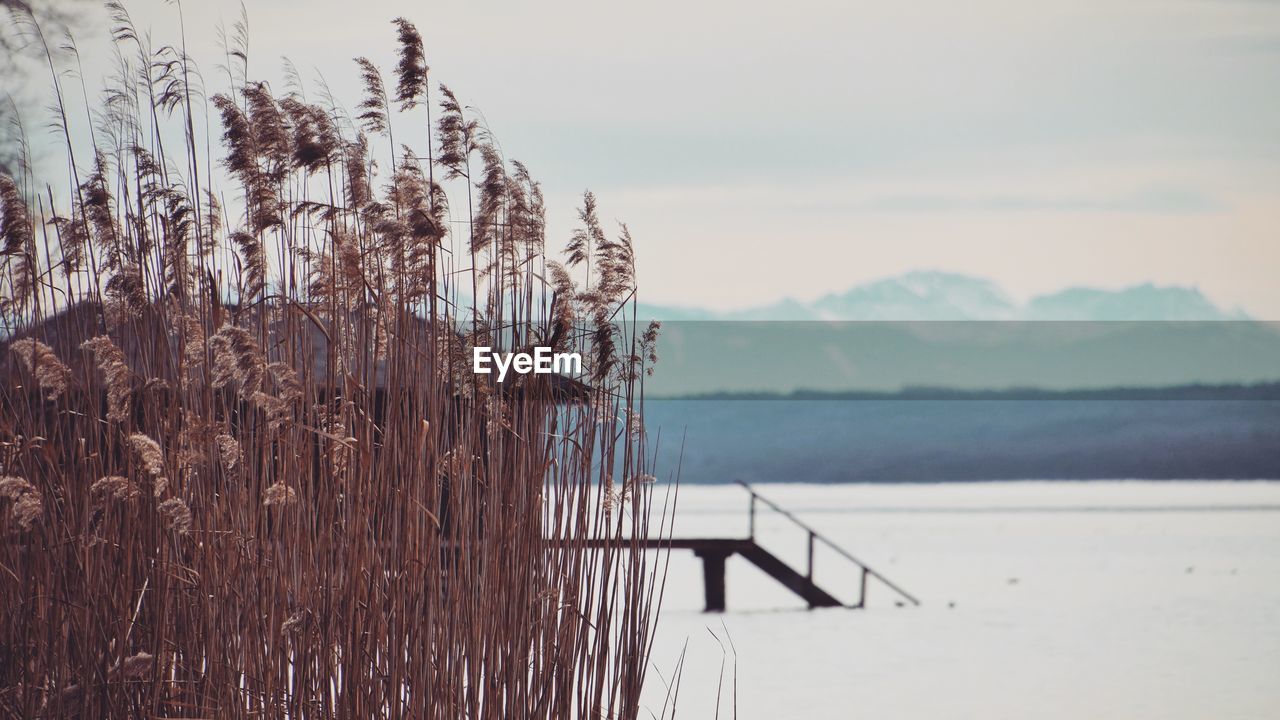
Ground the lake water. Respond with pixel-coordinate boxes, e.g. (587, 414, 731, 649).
(643, 399, 1280, 483)
(639, 481, 1280, 719)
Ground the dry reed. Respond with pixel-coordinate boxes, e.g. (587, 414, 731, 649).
(0, 5, 671, 718)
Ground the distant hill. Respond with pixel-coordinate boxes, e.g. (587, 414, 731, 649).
(642, 320, 1280, 396)
(1023, 283, 1246, 321)
(637, 271, 1247, 322)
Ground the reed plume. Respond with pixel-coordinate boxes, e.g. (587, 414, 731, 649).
(263, 480, 297, 507)
(281, 96, 340, 174)
(0, 173, 35, 315)
(566, 190, 604, 273)
(156, 496, 191, 534)
(392, 18, 429, 111)
(0, 174, 31, 258)
(0, 475, 42, 531)
(127, 432, 165, 477)
(344, 133, 372, 208)
(9, 338, 70, 400)
(90, 475, 140, 503)
(435, 85, 476, 180)
(215, 432, 241, 470)
(354, 57, 390, 137)
(80, 335, 132, 422)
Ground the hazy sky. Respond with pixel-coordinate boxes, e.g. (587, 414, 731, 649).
(29, 0, 1280, 316)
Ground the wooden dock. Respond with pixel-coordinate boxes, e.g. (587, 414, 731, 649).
(584, 481, 920, 612)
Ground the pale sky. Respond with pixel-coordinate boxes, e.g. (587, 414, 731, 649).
(21, 0, 1280, 316)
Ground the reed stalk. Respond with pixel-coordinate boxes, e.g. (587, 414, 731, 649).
(0, 6, 670, 718)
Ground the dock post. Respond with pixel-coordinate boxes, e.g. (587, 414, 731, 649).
(693, 549, 731, 612)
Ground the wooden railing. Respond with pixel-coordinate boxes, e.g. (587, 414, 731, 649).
(737, 480, 920, 608)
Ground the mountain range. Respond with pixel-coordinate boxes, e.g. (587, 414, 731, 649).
(638, 271, 1248, 321)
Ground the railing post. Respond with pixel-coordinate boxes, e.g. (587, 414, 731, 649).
(694, 549, 731, 612)
(858, 567, 868, 609)
(748, 495, 756, 540)
(806, 531, 815, 582)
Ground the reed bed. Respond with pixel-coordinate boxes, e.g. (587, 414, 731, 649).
(0, 4, 672, 717)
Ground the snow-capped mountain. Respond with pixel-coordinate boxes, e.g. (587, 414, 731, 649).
(637, 271, 1245, 321)
(810, 271, 1017, 320)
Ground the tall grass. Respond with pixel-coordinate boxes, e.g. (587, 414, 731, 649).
(0, 4, 670, 717)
